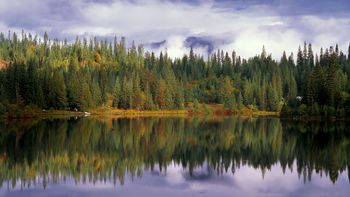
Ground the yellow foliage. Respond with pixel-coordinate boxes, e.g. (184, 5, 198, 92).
(94, 52, 102, 63)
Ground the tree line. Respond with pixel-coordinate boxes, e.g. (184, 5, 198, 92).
(0, 31, 350, 116)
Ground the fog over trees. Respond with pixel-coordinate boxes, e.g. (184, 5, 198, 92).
(0, 32, 350, 117)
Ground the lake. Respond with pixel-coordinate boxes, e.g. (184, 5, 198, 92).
(0, 116, 349, 196)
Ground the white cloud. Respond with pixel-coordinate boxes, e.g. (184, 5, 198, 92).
(70, 0, 295, 58)
(72, 0, 350, 59)
(222, 27, 303, 59)
(164, 163, 186, 185)
(0, 0, 349, 59)
(300, 16, 350, 53)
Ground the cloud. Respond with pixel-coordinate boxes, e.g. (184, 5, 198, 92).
(224, 25, 303, 59)
(0, 0, 349, 59)
(2, 161, 350, 197)
(299, 16, 350, 52)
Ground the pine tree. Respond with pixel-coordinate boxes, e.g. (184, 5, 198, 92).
(308, 43, 314, 68)
(287, 77, 297, 106)
(174, 86, 185, 109)
(132, 75, 144, 109)
(258, 82, 267, 110)
(48, 70, 67, 109)
(267, 84, 279, 111)
(243, 81, 254, 105)
(219, 77, 235, 105)
(236, 92, 243, 107)
(261, 46, 267, 59)
(112, 78, 121, 108)
(144, 82, 154, 110)
(119, 77, 132, 109)
(348, 43, 350, 61)
(80, 81, 93, 111)
(325, 54, 339, 107)
(156, 79, 167, 109)
(54, 70, 67, 109)
(91, 80, 102, 107)
(307, 63, 325, 105)
(67, 71, 80, 110)
(296, 46, 304, 96)
(1, 31, 350, 116)
(35, 84, 44, 108)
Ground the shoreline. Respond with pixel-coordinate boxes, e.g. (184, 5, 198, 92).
(2, 108, 350, 121)
(0, 105, 280, 120)
(5, 104, 348, 121)
(90, 106, 280, 117)
(279, 115, 350, 122)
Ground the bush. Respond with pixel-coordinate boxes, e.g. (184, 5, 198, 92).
(203, 105, 212, 115)
(280, 104, 293, 117)
(23, 105, 37, 117)
(248, 104, 258, 111)
(310, 103, 320, 116)
(297, 104, 308, 116)
(153, 105, 160, 111)
(321, 106, 335, 117)
(280, 104, 287, 116)
(193, 99, 200, 111)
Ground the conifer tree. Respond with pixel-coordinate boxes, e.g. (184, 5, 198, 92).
(267, 84, 279, 111)
(0, 31, 350, 117)
(112, 78, 121, 108)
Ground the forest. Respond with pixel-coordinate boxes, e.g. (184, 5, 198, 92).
(0, 31, 350, 117)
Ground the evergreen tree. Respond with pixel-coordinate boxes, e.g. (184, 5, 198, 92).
(219, 77, 235, 105)
(348, 43, 350, 61)
(53, 70, 67, 109)
(112, 78, 121, 108)
(287, 77, 297, 106)
(156, 79, 167, 109)
(0, 31, 349, 117)
(307, 63, 325, 105)
(325, 54, 339, 107)
(267, 84, 279, 111)
(236, 92, 243, 108)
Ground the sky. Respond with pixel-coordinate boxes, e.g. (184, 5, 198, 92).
(0, 0, 350, 59)
(2, 162, 350, 197)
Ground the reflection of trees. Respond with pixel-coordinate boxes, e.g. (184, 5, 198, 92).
(0, 117, 349, 188)
(281, 121, 350, 183)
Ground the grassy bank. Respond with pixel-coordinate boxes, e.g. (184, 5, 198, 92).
(90, 104, 280, 117)
(90, 107, 189, 118)
(0, 107, 86, 120)
(231, 106, 279, 116)
(1, 103, 280, 120)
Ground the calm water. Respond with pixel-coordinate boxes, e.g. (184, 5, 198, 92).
(0, 116, 349, 197)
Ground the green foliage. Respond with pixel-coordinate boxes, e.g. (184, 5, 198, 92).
(1, 117, 350, 185)
(267, 85, 279, 111)
(112, 78, 121, 108)
(297, 104, 308, 116)
(203, 104, 212, 114)
(310, 103, 320, 116)
(236, 92, 243, 107)
(193, 99, 200, 111)
(0, 32, 350, 115)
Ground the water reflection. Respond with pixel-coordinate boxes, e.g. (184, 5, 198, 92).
(0, 117, 349, 195)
